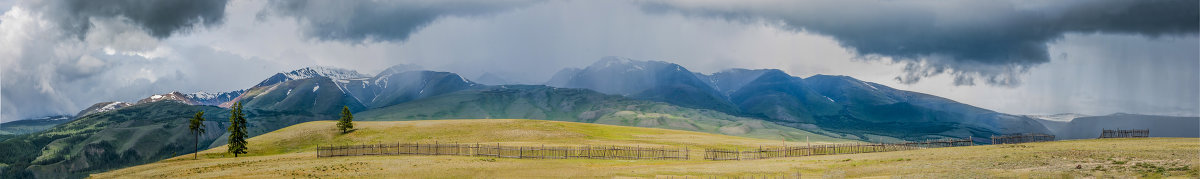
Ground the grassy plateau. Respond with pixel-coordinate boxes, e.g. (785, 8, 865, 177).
(93, 119, 1199, 178)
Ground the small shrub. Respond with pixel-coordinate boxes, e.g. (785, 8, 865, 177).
(1112, 160, 1127, 165)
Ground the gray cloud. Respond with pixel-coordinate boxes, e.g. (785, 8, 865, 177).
(261, 0, 541, 43)
(29, 0, 229, 39)
(2, 0, 1195, 121)
(641, 0, 1199, 86)
(0, 1, 261, 120)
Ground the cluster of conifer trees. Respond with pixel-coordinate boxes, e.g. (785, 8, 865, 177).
(187, 104, 354, 159)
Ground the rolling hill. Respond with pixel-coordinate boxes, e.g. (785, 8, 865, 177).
(93, 120, 1199, 178)
(188, 119, 846, 158)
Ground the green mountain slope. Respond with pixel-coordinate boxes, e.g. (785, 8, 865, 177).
(0, 101, 342, 179)
(0, 102, 228, 178)
(354, 85, 847, 142)
(237, 77, 367, 115)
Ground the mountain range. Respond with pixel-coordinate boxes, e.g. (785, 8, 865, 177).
(1, 56, 1196, 178)
(547, 57, 1050, 142)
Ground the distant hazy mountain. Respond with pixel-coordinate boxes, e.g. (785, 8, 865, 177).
(545, 67, 581, 87)
(472, 72, 518, 85)
(0, 115, 72, 135)
(377, 63, 424, 75)
(551, 56, 740, 114)
(1026, 113, 1090, 135)
(1056, 113, 1199, 139)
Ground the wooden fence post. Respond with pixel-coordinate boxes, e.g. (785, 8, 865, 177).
(637, 145, 641, 159)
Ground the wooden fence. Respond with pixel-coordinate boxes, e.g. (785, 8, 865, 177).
(316, 142, 688, 160)
(1099, 129, 1149, 138)
(703, 138, 974, 161)
(990, 133, 1055, 144)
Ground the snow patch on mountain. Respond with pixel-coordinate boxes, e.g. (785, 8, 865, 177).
(99, 102, 128, 112)
(75, 101, 134, 117)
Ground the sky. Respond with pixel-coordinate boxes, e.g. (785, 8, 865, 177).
(0, 0, 1197, 121)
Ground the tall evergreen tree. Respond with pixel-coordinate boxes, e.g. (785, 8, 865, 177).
(188, 111, 206, 159)
(227, 102, 248, 157)
(337, 106, 354, 133)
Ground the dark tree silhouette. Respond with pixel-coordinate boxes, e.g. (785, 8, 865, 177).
(188, 111, 206, 159)
(227, 102, 248, 157)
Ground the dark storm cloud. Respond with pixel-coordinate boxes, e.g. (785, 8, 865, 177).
(31, 0, 230, 39)
(262, 0, 541, 43)
(642, 0, 1199, 86)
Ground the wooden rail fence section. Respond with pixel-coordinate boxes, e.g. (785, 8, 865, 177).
(703, 138, 974, 161)
(990, 133, 1055, 144)
(1099, 129, 1149, 138)
(316, 142, 688, 160)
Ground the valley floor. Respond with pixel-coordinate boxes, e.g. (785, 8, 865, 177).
(93, 120, 1199, 178)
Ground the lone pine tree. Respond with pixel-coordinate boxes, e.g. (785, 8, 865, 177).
(227, 102, 248, 157)
(337, 106, 354, 133)
(188, 110, 206, 159)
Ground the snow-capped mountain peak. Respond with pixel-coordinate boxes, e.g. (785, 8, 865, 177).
(137, 91, 198, 105)
(283, 66, 369, 81)
(184, 90, 246, 106)
(184, 91, 220, 100)
(255, 66, 370, 88)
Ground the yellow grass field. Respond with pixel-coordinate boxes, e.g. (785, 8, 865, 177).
(93, 119, 1199, 178)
